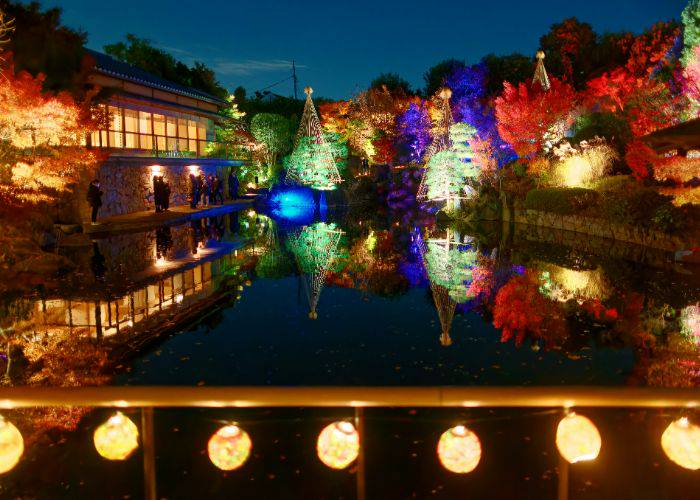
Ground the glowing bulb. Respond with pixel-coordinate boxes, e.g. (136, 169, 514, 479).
(187, 165, 200, 175)
(437, 425, 481, 474)
(556, 412, 601, 463)
(317, 421, 360, 469)
(94, 412, 139, 460)
(208, 424, 252, 471)
(149, 165, 163, 176)
(0, 416, 23, 474)
(661, 418, 700, 470)
(247, 210, 256, 217)
(155, 256, 166, 268)
(174, 293, 184, 304)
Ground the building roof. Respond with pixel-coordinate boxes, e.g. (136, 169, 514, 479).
(643, 118, 700, 153)
(86, 49, 228, 106)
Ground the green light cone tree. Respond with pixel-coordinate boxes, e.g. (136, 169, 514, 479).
(286, 222, 344, 319)
(285, 87, 342, 190)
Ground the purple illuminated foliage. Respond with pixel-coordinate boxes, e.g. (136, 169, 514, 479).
(395, 102, 431, 164)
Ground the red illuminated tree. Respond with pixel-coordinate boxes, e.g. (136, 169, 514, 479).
(495, 78, 577, 158)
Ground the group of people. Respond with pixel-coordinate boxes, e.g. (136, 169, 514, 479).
(189, 173, 228, 209)
(153, 175, 172, 213)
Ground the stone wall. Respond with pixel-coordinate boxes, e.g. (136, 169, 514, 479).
(72, 156, 243, 221)
(512, 208, 692, 252)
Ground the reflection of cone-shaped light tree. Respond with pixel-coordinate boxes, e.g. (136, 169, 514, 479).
(285, 87, 342, 190)
(417, 229, 478, 344)
(255, 221, 296, 278)
(287, 222, 344, 318)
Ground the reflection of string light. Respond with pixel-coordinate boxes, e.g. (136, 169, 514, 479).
(556, 412, 601, 463)
(208, 425, 252, 471)
(94, 412, 139, 460)
(437, 425, 481, 473)
(0, 416, 23, 474)
(662, 417, 700, 470)
(317, 421, 360, 469)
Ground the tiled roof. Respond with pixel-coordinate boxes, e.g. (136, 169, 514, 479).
(86, 49, 227, 106)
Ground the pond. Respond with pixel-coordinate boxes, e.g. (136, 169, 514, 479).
(2, 204, 699, 498)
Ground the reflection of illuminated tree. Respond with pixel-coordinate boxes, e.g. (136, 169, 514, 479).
(416, 228, 477, 345)
(538, 264, 610, 302)
(287, 222, 344, 318)
(254, 222, 295, 278)
(493, 272, 567, 348)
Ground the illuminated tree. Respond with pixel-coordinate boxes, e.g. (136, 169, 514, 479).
(250, 113, 292, 168)
(682, 0, 700, 66)
(395, 101, 432, 164)
(495, 78, 577, 158)
(0, 54, 103, 206)
(286, 87, 342, 190)
(539, 18, 597, 86)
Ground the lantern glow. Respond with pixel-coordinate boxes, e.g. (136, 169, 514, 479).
(317, 421, 360, 469)
(437, 425, 482, 474)
(556, 412, 601, 463)
(207, 424, 252, 471)
(661, 417, 700, 470)
(0, 416, 23, 474)
(93, 412, 139, 460)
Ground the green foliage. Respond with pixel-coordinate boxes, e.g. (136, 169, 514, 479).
(250, 113, 292, 166)
(104, 34, 227, 98)
(424, 151, 468, 200)
(323, 132, 349, 176)
(572, 112, 632, 158)
(283, 136, 339, 190)
(682, 0, 700, 65)
(370, 72, 412, 95)
(423, 59, 466, 97)
(286, 222, 344, 274)
(524, 187, 600, 215)
(424, 241, 477, 303)
(2, 0, 87, 93)
(254, 248, 295, 279)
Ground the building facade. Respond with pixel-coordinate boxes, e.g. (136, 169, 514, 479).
(77, 50, 244, 220)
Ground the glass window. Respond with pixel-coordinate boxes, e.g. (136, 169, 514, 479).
(125, 132, 138, 149)
(139, 111, 152, 134)
(153, 114, 165, 136)
(166, 117, 177, 138)
(178, 137, 188, 152)
(139, 134, 153, 150)
(156, 136, 166, 152)
(188, 120, 197, 139)
(100, 130, 108, 147)
(90, 131, 101, 147)
(197, 123, 207, 141)
(167, 137, 177, 151)
(124, 109, 138, 133)
(108, 106, 122, 131)
(178, 118, 188, 138)
(188, 139, 197, 153)
(109, 130, 123, 148)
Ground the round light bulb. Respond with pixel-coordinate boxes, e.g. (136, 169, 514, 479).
(0, 416, 23, 474)
(94, 412, 139, 460)
(556, 412, 601, 463)
(208, 424, 252, 471)
(317, 421, 360, 469)
(661, 417, 700, 470)
(437, 425, 481, 473)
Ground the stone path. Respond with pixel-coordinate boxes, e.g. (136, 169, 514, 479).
(84, 198, 254, 235)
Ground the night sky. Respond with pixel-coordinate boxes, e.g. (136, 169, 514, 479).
(48, 0, 687, 99)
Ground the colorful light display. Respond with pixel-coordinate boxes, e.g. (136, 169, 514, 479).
(556, 412, 601, 464)
(661, 417, 700, 470)
(93, 412, 139, 460)
(317, 421, 360, 469)
(0, 416, 23, 474)
(437, 425, 482, 474)
(208, 424, 252, 471)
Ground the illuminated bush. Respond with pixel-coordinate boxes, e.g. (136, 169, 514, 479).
(550, 140, 617, 187)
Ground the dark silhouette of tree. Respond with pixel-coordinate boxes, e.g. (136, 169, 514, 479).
(104, 34, 228, 99)
(539, 17, 598, 87)
(482, 53, 533, 96)
(0, 1, 86, 93)
(423, 59, 466, 97)
(370, 72, 413, 95)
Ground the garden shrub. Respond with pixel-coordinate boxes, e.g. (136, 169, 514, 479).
(524, 187, 600, 215)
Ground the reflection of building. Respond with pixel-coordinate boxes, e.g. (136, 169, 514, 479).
(25, 245, 249, 341)
(73, 51, 245, 219)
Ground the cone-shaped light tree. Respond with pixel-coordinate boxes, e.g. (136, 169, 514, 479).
(285, 87, 342, 190)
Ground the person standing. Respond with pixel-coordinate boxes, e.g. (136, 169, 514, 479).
(163, 178, 171, 210)
(228, 170, 239, 200)
(197, 174, 205, 207)
(153, 175, 162, 213)
(87, 179, 103, 224)
(213, 174, 224, 205)
(189, 173, 198, 209)
(202, 175, 212, 206)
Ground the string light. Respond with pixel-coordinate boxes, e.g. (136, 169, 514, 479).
(208, 424, 252, 471)
(437, 425, 481, 474)
(317, 421, 360, 469)
(556, 412, 601, 463)
(661, 417, 700, 470)
(0, 416, 23, 474)
(93, 412, 139, 460)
